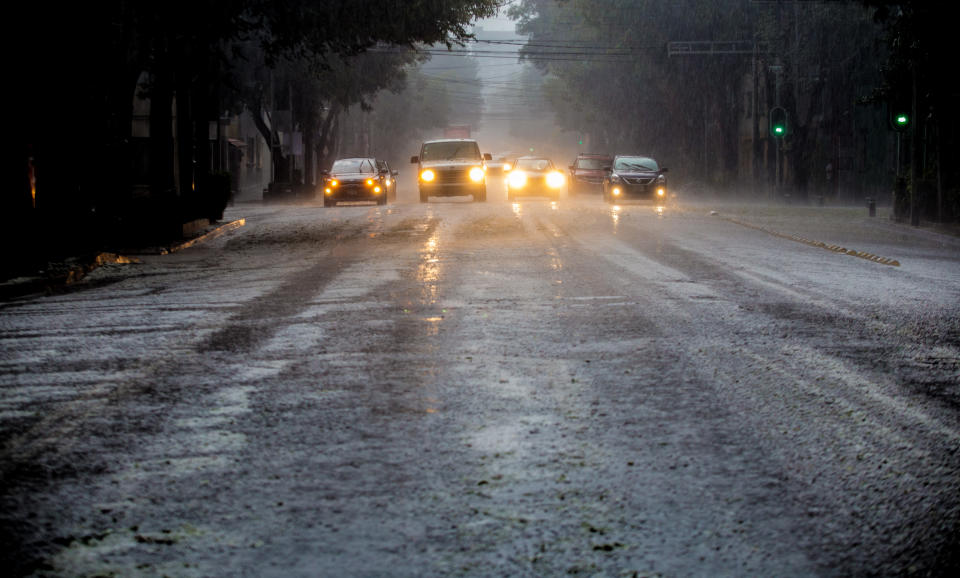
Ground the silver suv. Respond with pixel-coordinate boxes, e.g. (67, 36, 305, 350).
(411, 139, 492, 203)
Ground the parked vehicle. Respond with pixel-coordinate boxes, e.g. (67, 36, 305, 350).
(375, 159, 399, 201)
(601, 155, 668, 203)
(568, 153, 613, 195)
(505, 156, 566, 201)
(322, 158, 389, 207)
(411, 139, 492, 203)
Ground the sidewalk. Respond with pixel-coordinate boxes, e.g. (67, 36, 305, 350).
(0, 218, 245, 301)
(696, 201, 960, 245)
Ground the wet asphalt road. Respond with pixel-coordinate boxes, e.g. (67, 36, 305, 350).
(1, 187, 959, 576)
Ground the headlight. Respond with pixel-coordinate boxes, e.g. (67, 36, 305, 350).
(469, 167, 485, 183)
(421, 169, 435, 182)
(546, 171, 565, 189)
(508, 170, 528, 189)
(366, 178, 375, 186)
(374, 186, 382, 193)
(503, 163, 512, 172)
(612, 187, 622, 196)
(657, 188, 665, 197)
(324, 188, 332, 195)
(330, 179, 339, 187)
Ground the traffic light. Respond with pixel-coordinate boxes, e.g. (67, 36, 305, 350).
(769, 106, 788, 138)
(890, 111, 910, 132)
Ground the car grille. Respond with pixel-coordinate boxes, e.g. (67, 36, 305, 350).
(433, 168, 472, 184)
(624, 177, 654, 185)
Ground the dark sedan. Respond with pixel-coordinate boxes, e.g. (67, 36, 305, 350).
(322, 158, 388, 207)
(505, 156, 567, 201)
(601, 155, 668, 203)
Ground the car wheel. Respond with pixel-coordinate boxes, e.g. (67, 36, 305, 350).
(377, 194, 387, 205)
(476, 188, 486, 202)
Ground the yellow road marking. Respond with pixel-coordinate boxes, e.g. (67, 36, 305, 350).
(719, 215, 900, 267)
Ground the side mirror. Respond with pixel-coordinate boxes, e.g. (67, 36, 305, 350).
(391, 169, 399, 176)
(483, 153, 493, 161)
(410, 156, 419, 164)
(660, 167, 669, 173)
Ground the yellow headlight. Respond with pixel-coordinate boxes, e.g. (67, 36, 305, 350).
(612, 188, 621, 196)
(508, 171, 527, 189)
(374, 186, 382, 193)
(503, 163, 512, 172)
(546, 171, 565, 188)
(421, 169, 435, 182)
(366, 178, 374, 186)
(657, 188, 665, 197)
(330, 180, 338, 187)
(469, 167, 485, 182)
(325, 188, 332, 195)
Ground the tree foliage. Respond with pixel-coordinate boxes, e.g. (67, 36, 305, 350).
(505, 0, 909, 203)
(5, 0, 501, 259)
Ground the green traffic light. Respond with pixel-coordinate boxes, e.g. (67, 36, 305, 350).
(896, 114, 909, 126)
(774, 126, 784, 135)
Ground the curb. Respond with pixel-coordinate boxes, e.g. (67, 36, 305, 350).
(0, 219, 246, 301)
(160, 218, 246, 255)
(716, 214, 901, 267)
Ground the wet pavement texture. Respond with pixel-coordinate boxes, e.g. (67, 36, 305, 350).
(1, 192, 959, 576)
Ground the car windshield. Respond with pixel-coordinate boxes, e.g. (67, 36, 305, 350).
(331, 159, 372, 173)
(421, 141, 481, 161)
(576, 158, 608, 170)
(516, 158, 552, 171)
(614, 157, 659, 171)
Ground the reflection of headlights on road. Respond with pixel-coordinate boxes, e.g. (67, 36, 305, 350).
(469, 167, 485, 182)
(420, 170, 435, 182)
(612, 187, 622, 196)
(546, 171, 565, 188)
(657, 188, 665, 197)
(508, 171, 528, 189)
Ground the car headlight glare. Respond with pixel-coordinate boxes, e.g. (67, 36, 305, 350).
(508, 171, 528, 189)
(366, 178, 374, 186)
(374, 186, 382, 193)
(503, 163, 512, 172)
(469, 167, 485, 183)
(612, 188, 622, 196)
(657, 188, 665, 197)
(421, 169, 435, 182)
(330, 180, 338, 187)
(546, 171, 565, 189)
